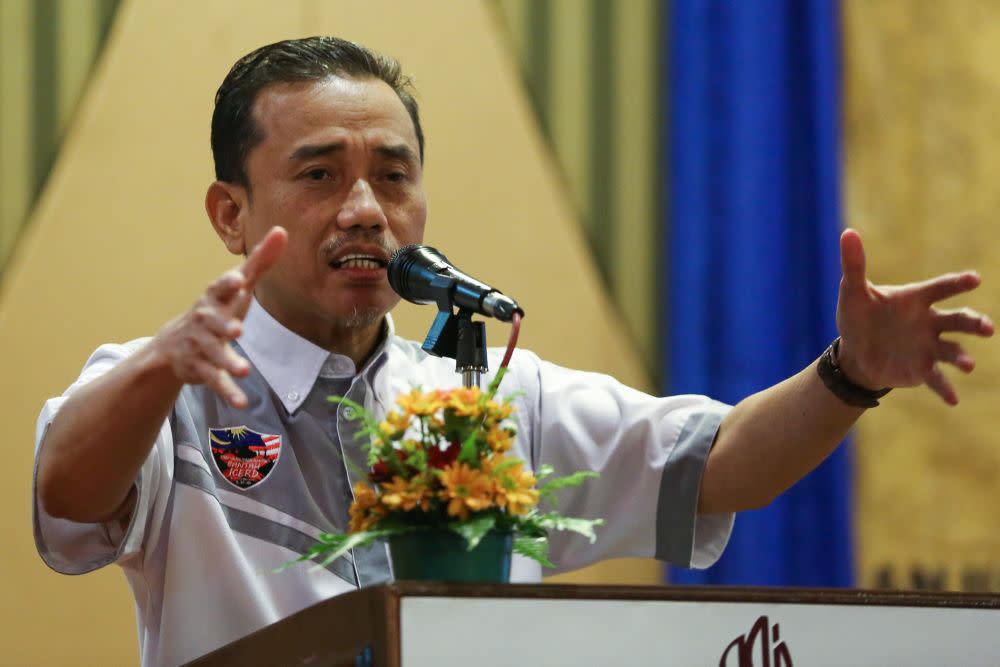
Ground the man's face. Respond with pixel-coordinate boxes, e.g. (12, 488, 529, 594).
(237, 75, 427, 336)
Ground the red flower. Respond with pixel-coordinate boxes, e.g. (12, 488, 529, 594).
(427, 441, 461, 469)
(369, 461, 393, 484)
(368, 449, 409, 483)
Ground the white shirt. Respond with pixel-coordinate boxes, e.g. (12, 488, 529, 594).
(33, 299, 734, 666)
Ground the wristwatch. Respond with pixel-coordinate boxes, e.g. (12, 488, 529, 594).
(817, 337, 892, 408)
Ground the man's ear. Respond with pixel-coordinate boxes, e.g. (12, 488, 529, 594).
(205, 181, 248, 256)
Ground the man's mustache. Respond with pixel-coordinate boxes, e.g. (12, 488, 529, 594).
(321, 231, 398, 260)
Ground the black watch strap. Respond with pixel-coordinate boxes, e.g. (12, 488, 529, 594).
(817, 337, 891, 408)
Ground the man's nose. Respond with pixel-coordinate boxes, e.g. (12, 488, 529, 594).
(337, 179, 387, 230)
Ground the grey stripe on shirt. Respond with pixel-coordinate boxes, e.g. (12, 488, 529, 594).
(173, 457, 357, 586)
(655, 409, 725, 567)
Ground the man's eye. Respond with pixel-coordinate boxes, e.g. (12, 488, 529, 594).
(385, 171, 407, 183)
(305, 169, 330, 181)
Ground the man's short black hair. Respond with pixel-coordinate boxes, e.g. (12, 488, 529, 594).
(211, 36, 424, 189)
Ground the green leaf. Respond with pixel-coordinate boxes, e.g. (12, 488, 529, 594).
(339, 453, 373, 482)
(324, 396, 386, 478)
(448, 513, 497, 551)
(538, 471, 599, 498)
(404, 448, 427, 470)
(327, 396, 377, 430)
(275, 529, 384, 574)
(513, 536, 555, 568)
(510, 518, 547, 538)
(501, 389, 526, 403)
(486, 367, 508, 401)
(314, 530, 386, 569)
(457, 430, 480, 466)
(536, 464, 555, 480)
(534, 513, 604, 544)
(273, 541, 334, 572)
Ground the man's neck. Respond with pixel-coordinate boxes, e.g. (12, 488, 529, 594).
(253, 296, 386, 369)
(323, 319, 386, 369)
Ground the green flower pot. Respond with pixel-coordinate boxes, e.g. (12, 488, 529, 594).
(389, 529, 512, 583)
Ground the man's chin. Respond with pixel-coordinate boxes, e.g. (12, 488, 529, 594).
(338, 306, 384, 330)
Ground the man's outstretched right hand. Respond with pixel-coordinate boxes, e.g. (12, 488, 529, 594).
(151, 226, 287, 409)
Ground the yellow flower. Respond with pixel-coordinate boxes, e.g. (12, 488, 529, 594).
(485, 400, 514, 422)
(486, 426, 514, 453)
(380, 475, 432, 512)
(349, 481, 386, 532)
(445, 387, 482, 417)
(438, 462, 493, 520)
(379, 410, 411, 439)
(397, 388, 444, 417)
(492, 461, 540, 516)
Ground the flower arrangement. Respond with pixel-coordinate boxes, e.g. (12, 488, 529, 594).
(294, 371, 603, 572)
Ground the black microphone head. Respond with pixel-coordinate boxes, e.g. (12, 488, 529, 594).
(387, 244, 452, 304)
(387, 244, 523, 320)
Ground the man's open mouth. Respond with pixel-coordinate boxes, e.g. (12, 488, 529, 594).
(330, 254, 387, 270)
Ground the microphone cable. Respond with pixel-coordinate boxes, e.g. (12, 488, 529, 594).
(499, 310, 522, 372)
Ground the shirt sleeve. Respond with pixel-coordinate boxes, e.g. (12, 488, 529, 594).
(511, 350, 734, 572)
(32, 340, 171, 575)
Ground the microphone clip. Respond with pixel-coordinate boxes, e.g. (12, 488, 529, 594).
(421, 308, 488, 388)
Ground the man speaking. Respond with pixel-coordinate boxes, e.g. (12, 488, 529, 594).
(31, 37, 993, 666)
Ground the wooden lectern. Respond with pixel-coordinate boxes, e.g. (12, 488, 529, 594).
(186, 582, 1000, 666)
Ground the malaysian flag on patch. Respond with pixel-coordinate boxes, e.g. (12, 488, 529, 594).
(208, 426, 282, 490)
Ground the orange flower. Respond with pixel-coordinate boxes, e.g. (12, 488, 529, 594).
(444, 387, 482, 417)
(437, 462, 493, 520)
(397, 388, 444, 417)
(380, 474, 433, 512)
(349, 481, 386, 532)
(492, 461, 540, 516)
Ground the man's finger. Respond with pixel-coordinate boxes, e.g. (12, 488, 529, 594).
(936, 339, 975, 373)
(934, 307, 995, 336)
(839, 228, 867, 289)
(191, 329, 250, 377)
(240, 226, 288, 288)
(206, 270, 245, 302)
(191, 306, 243, 339)
(925, 365, 958, 406)
(913, 271, 982, 305)
(193, 358, 248, 409)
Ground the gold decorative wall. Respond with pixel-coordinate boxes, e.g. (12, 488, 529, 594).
(495, 0, 661, 370)
(844, 1, 1000, 592)
(0, 0, 118, 272)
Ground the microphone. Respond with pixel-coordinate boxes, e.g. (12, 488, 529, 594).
(387, 245, 523, 322)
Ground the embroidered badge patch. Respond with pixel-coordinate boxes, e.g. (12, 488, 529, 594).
(209, 426, 281, 490)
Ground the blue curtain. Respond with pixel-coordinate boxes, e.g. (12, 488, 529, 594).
(664, 0, 853, 586)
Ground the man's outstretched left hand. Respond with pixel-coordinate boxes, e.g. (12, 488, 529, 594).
(835, 228, 994, 405)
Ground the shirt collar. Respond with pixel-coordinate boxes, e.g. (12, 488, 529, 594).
(238, 298, 393, 413)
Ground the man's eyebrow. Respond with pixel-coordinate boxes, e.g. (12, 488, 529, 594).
(376, 144, 418, 164)
(288, 142, 418, 164)
(288, 142, 345, 162)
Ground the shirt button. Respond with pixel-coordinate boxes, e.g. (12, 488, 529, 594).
(286, 390, 300, 402)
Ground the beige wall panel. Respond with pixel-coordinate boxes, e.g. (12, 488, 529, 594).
(4, 0, 659, 662)
(844, 1, 1000, 592)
